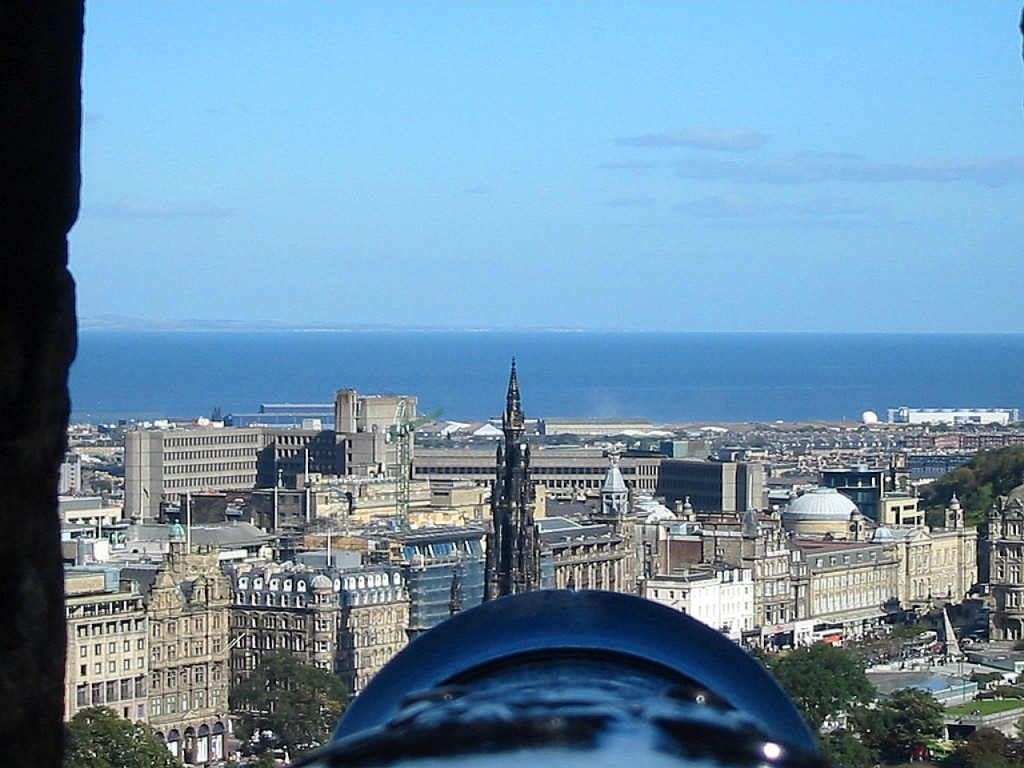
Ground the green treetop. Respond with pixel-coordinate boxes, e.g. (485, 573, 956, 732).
(65, 707, 180, 768)
(764, 643, 874, 732)
(230, 650, 349, 757)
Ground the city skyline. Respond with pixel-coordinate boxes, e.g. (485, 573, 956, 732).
(72, 2, 1024, 333)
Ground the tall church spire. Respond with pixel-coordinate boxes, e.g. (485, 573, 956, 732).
(504, 358, 523, 432)
(485, 360, 541, 599)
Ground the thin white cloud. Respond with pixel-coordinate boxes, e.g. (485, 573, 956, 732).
(86, 196, 235, 219)
(594, 160, 659, 173)
(617, 128, 768, 152)
(676, 194, 892, 229)
(465, 184, 493, 195)
(674, 154, 1024, 187)
(676, 193, 768, 218)
(599, 196, 657, 208)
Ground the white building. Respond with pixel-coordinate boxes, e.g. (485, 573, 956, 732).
(643, 566, 755, 642)
(887, 407, 1019, 425)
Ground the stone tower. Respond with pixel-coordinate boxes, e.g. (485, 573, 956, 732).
(484, 361, 541, 599)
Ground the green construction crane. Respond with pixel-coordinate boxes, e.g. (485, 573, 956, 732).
(387, 402, 442, 528)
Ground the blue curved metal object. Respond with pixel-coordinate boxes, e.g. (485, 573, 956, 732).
(335, 589, 817, 755)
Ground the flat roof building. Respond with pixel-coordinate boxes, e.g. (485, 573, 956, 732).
(888, 407, 1020, 425)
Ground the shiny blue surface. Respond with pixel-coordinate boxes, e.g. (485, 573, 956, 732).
(335, 589, 817, 753)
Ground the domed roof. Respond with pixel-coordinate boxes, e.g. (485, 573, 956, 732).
(1007, 485, 1024, 506)
(311, 574, 333, 590)
(872, 526, 895, 542)
(784, 487, 859, 522)
(635, 497, 676, 523)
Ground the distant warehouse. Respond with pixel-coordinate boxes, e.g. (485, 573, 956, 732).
(888, 406, 1020, 425)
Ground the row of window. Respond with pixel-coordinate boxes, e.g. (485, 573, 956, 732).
(150, 639, 222, 662)
(165, 461, 254, 474)
(164, 475, 252, 489)
(149, 689, 219, 716)
(166, 433, 260, 447)
(234, 614, 307, 631)
(166, 448, 252, 460)
(75, 675, 145, 707)
(79, 657, 145, 677)
(152, 616, 219, 636)
(79, 638, 145, 657)
(150, 663, 221, 691)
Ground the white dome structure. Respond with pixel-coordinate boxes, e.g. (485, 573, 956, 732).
(635, 497, 676, 523)
(862, 410, 879, 424)
(782, 487, 859, 537)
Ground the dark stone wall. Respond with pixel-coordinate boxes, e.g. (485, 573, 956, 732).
(0, 1, 83, 765)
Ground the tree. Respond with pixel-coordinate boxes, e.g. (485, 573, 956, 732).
(65, 707, 180, 768)
(230, 650, 349, 756)
(958, 726, 1011, 768)
(861, 688, 944, 762)
(765, 643, 874, 731)
(821, 728, 876, 768)
(918, 446, 1024, 525)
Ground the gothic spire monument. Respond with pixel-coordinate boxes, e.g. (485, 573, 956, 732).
(484, 360, 541, 599)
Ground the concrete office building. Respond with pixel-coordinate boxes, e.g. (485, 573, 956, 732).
(414, 447, 662, 495)
(124, 426, 278, 522)
(821, 465, 886, 522)
(59, 449, 82, 494)
(125, 390, 419, 522)
(539, 418, 656, 436)
(656, 457, 765, 514)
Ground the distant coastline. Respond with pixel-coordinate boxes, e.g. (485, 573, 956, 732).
(78, 317, 1024, 336)
(69, 329, 1024, 426)
(78, 316, 615, 334)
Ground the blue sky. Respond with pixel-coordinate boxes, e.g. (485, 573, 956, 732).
(73, 1, 1024, 332)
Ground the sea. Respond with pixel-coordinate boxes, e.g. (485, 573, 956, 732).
(68, 331, 1024, 426)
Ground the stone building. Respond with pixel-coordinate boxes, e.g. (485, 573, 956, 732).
(872, 496, 977, 608)
(789, 538, 899, 639)
(988, 486, 1024, 640)
(228, 562, 410, 695)
(335, 569, 410, 694)
(414, 446, 663, 496)
(536, 454, 640, 593)
(132, 529, 232, 764)
(64, 568, 148, 723)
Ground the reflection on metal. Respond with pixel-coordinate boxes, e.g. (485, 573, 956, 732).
(293, 590, 826, 768)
